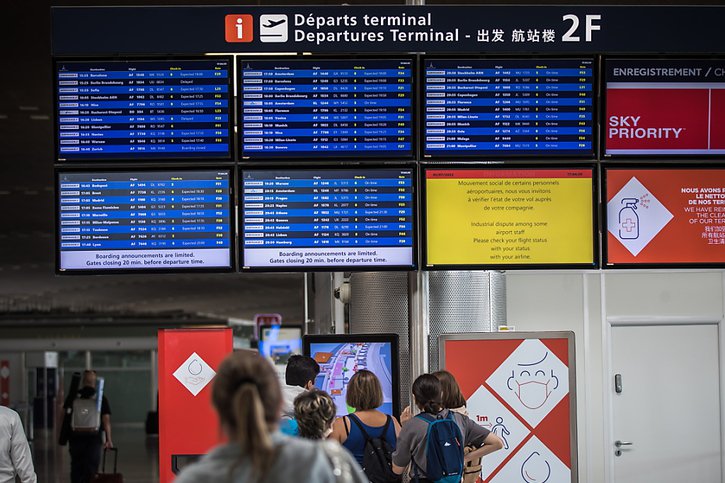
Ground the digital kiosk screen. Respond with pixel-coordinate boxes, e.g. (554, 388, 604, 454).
(305, 334, 399, 417)
(605, 59, 725, 156)
(259, 325, 303, 367)
(425, 167, 595, 269)
(240, 167, 415, 271)
(239, 58, 413, 158)
(57, 169, 232, 272)
(55, 58, 232, 160)
(606, 167, 725, 267)
(423, 58, 594, 157)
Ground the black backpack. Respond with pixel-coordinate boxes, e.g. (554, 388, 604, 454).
(347, 413, 401, 483)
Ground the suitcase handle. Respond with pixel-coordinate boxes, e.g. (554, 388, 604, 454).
(101, 447, 118, 474)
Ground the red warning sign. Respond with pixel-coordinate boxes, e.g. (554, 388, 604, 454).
(442, 332, 575, 483)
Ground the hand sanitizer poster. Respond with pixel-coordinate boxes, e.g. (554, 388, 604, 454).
(606, 167, 725, 266)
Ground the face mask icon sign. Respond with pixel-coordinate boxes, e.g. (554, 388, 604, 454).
(507, 352, 559, 410)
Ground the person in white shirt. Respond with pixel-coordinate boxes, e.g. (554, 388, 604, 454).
(0, 405, 37, 483)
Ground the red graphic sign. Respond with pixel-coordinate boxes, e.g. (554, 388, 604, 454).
(159, 328, 232, 483)
(225, 14, 253, 43)
(442, 333, 575, 483)
(0, 360, 9, 407)
(606, 168, 725, 266)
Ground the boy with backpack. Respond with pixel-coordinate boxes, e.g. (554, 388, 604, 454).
(391, 374, 503, 483)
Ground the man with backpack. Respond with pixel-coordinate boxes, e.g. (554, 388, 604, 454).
(69, 370, 113, 483)
(391, 374, 503, 483)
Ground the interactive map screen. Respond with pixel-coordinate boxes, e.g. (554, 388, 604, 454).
(307, 340, 396, 416)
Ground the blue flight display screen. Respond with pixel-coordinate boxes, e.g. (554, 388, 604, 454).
(55, 58, 232, 160)
(423, 58, 594, 157)
(57, 170, 232, 271)
(241, 168, 415, 270)
(239, 58, 413, 158)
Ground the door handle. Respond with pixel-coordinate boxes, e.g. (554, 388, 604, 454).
(615, 440, 633, 448)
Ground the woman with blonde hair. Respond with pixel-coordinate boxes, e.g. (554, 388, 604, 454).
(294, 389, 337, 440)
(175, 352, 367, 483)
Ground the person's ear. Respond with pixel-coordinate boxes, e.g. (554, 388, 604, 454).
(305, 380, 314, 391)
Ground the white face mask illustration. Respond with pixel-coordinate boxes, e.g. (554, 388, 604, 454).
(507, 352, 559, 410)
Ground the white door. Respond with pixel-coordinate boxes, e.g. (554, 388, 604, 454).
(612, 324, 722, 483)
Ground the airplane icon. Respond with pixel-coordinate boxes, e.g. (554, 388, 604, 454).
(260, 14, 288, 43)
(263, 18, 285, 28)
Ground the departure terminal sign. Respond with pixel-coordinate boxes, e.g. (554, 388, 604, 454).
(605, 59, 725, 156)
(606, 167, 725, 266)
(241, 167, 415, 270)
(55, 58, 232, 161)
(423, 58, 594, 157)
(57, 170, 232, 272)
(239, 58, 413, 158)
(425, 167, 595, 268)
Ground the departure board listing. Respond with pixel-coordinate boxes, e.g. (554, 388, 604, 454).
(426, 168, 594, 267)
(239, 58, 413, 158)
(55, 58, 232, 160)
(423, 58, 594, 157)
(241, 168, 415, 270)
(607, 168, 725, 266)
(57, 170, 232, 271)
(606, 59, 725, 155)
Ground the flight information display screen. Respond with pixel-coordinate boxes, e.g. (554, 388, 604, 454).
(605, 58, 725, 156)
(55, 58, 232, 161)
(239, 58, 414, 159)
(240, 167, 415, 270)
(423, 58, 595, 157)
(57, 169, 233, 272)
(425, 166, 596, 269)
(305, 334, 399, 417)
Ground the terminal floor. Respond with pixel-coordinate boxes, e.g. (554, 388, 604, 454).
(32, 427, 159, 483)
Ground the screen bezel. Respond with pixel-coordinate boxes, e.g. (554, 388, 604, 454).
(603, 163, 725, 269)
(53, 55, 235, 163)
(420, 55, 598, 161)
(55, 165, 236, 275)
(238, 163, 418, 272)
(236, 54, 417, 161)
(421, 162, 600, 270)
(601, 55, 725, 161)
(303, 333, 401, 418)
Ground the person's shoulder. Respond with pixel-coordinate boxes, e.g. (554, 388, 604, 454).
(0, 405, 21, 422)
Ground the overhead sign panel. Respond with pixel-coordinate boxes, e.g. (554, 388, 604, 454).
(424, 166, 596, 269)
(605, 167, 725, 267)
(52, 6, 725, 55)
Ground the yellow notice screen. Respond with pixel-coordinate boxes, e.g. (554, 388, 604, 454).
(426, 168, 594, 266)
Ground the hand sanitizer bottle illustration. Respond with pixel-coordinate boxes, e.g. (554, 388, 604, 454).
(618, 198, 639, 240)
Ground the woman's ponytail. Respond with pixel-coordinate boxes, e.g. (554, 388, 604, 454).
(412, 373, 445, 415)
(232, 383, 276, 478)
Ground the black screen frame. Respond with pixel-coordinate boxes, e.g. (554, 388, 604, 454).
(421, 162, 600, 271)
(53, 55, 235, 163)
(420, 55, 598, 161)
(258, 324, 304, 362)
(54, 165, 236, 275)
(238, 162, 418, 272)
(603, 162, 725, 269)
(303, 333, 401, 418)
(236, 54, 417, 162)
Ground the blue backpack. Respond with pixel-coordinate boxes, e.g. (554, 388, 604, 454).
(414, 411, 464, 483)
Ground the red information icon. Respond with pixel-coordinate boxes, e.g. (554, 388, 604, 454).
(225, 14, 253, 43)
